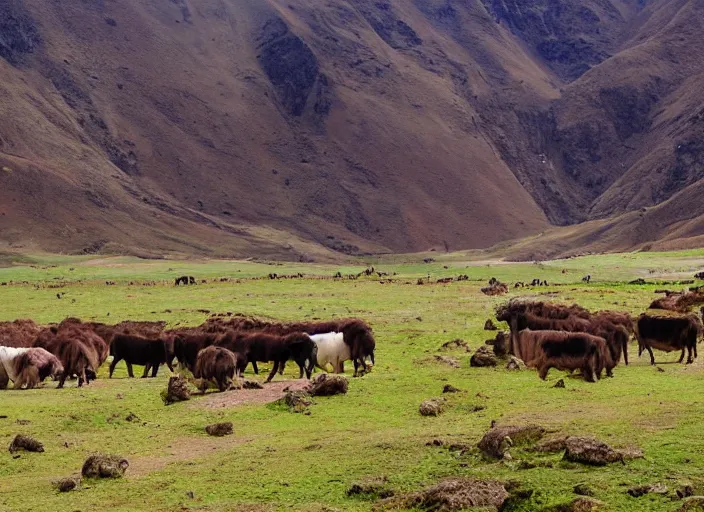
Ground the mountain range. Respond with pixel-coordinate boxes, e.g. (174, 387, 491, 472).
(1, 0, 702, 260)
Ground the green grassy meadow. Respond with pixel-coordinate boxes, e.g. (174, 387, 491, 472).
(1, 250, 704, 511)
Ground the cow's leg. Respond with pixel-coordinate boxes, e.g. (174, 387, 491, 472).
(678, 348, 686, 364)
(279, 361, 286, 376)
(687, 346, 694, 364)
(152, 363, 159, 377)
(125, 362, 135, 378)
(645, 345, 656, 365)
(297, 361, 305, 379)
(251, 361, 259, 375)
(265, 361, 279, 383)
(141, 364, 150, 378)
(78, 368, 87, 387)
(109, 357, 120, 378)
(57, 372, 67, 389)
(338, 361, 345, 374)
(538, 364, 550, 380)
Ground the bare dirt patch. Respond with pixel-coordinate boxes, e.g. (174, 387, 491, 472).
(192, 379, 310, 409)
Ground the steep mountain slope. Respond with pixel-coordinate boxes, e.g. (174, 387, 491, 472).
(0, 0, 702, 258)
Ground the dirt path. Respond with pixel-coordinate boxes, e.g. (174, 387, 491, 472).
(192, 379, 309, 409)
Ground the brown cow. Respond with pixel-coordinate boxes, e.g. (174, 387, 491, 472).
(515, 329, 610, 382)
(216, 331, 316, 382)
(41, 335, 99, 388)
(109, 334, 174, 378)
(635, 314, 702, 365)
(172, 330, 220, 373)
(194, 346, 239, 392)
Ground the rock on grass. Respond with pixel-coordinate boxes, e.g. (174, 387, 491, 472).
(506, 356, 525, 370)
(8, 434, 44, 454)
(307, 374, 348, 396)
(378, 477, 508, 511)
(205, 422, 233, 437)
(81, 454, 129, 478)
(419, 399, 443, 417)
(162, 375, 191, 405)
(679, 497, 704, 511)
(563, 437, 624, 466)
(470, 346, 498, 367)
(347, 477, 394, 500)
(477, 425, 545, 459)
(442, 384, 460, 393)
(54, 476, 80, 492)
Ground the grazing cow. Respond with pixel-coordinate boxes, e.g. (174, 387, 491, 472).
(582, 275, 591, 283)
(695, 272, 704, 280)
(310, 332, 350, 373)
(109, 334, 174, 378)
(635, 314, 702, 365)
(194, 346, 239, 392)
(515, 329, 609, 382)
(44, 335, 99, 388)
(0, 347, 64, 389)
(217, 331, 317, 382)
(171, 330, 219, 373)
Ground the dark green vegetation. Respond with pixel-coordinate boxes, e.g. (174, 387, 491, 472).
(1, 251, 704, 511)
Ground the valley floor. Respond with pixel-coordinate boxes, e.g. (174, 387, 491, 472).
(1, 250, 704, 511)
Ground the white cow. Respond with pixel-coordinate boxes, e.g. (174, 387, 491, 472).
(310, 332, 350, 373)
(0, 346, 29, 388)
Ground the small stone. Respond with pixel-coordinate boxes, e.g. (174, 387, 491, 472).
(419, 399, 443, 417)
(205, 422, 233, 437)
(442, 384, 460, 393)
(81, 454, 129, 478)
(574, 484, 596, 497)
(506, 356, 525, 371)
(470, 346, 498, 367)
(563, 437, 623, 466)
(553, 379, 566, 388)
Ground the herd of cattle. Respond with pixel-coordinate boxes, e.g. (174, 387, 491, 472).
(0, 316, 376, 391)
(0, 281, 703, 389)
(494, 294, 704, 382)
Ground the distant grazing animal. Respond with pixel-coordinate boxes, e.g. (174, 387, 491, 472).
(514, 329, 610, 382)
(310, 332, 350, 373)
(582, 275, 591, 283)
(0, 347, 64, 389)
(175, 276, 191, 286)
(695, 272, 704, 280)
(194, 346, 239, 392)
(635, 314, 702, 365)
(109, 334, 174, 378)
